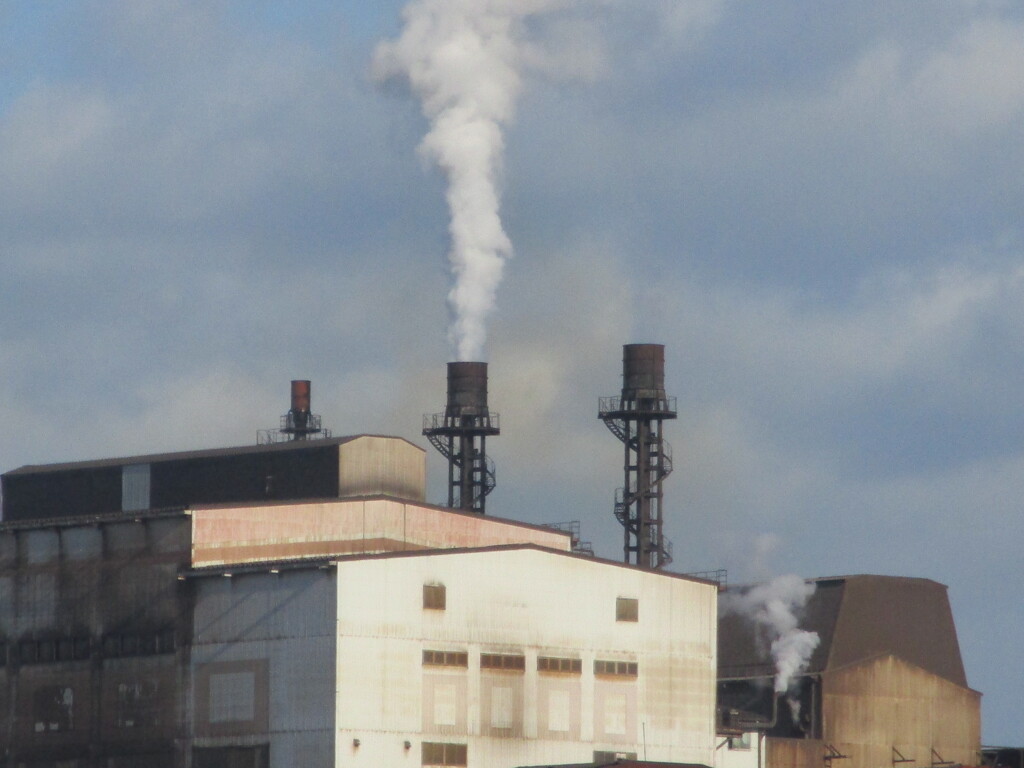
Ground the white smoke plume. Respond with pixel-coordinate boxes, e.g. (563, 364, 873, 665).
(374, 0, 577, 361)
(723, 574, 820, 696)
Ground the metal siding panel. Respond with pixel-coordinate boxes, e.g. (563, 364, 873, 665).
(819, 655, 981, 768)
(334, 548, 718, 768)
(338, 436, 426, 501)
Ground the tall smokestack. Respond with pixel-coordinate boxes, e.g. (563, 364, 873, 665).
(599, 344, 677, 569)
(423, 362, 500, 513)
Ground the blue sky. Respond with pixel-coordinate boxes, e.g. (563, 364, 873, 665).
(2, 0, 1022, 744)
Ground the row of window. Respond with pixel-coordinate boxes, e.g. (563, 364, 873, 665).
(2, 630, 176, 665)
(424, 650, 637, 677)
(423, 585, 639, 623)
(594, 660, 639, 677)
(422, 743, 635, 767)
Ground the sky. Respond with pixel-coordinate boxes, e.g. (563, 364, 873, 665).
(2, 0, 1022, 745)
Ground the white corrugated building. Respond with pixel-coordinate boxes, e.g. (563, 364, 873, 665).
(186, 543, 719, 767)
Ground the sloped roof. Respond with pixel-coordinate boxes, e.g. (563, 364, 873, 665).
(3, 434, 422, 476)
(718, 574, 967, 688)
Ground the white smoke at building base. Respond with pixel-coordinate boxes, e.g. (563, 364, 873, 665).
(723, 574, 820, 721)
(374, 0, 581, 362)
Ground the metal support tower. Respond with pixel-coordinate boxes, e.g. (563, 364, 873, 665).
(257, 380, 331, 444)
(423, 362, 500, 514)
(599, 344, 677, 569)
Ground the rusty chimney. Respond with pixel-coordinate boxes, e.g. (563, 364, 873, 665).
(599, 344, 677, 569)
(258, 379, 330, 444)
(289, 379, 312, 434)
(423, 362, 500, 513)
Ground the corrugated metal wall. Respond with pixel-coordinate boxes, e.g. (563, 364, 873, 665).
(0, 514, 193, 767)
(333, 547, 718, 768)
(766, 655, 981, 768)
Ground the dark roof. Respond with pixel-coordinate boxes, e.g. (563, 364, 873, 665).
(718, 574, 967, 688)
(519, 762, 711, 768)
(3, 434, 422, 477)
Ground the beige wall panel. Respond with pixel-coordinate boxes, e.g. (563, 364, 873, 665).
(191, 498, 571, 566)
(821, 655, 980, 768)
(767, 737, 822, 768)
(338, 435, 426, 501)
(335, 548, 717, 768)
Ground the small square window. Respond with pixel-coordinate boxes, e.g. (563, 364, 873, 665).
(616, 597, 638, 622)
(423, 584, 446, 610)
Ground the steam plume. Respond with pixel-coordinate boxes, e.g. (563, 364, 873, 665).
(723, 574, 820, 696)
(374, 0, 571, 361)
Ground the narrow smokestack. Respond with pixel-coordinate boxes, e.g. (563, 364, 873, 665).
(257, 379, 331, 444)
(599, 344, 677, 569)
(423, 362, 500, 513)
(289, 379, 312, 433)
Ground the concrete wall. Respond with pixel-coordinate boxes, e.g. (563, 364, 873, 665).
(333, 547, 718, 768)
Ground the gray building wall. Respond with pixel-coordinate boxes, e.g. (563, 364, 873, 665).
(0, 513, 193, 767)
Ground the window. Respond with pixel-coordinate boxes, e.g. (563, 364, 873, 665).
(101, 630, 175, 658)
(422, 650, 468, 668)
(616, 597, 639, 622)
(537, 656, 582, 674)
(33, 685, 74, 733)
(594, 659, 638, 677)
(193, 745, 269, 768)
(595, 751, 637, 762)
(423, 584, 446, 610)
(209, 671, 256, 723)
(422, 742, 467, 766)
(729, 733, 752, 750)
(480, 653, 525, 671)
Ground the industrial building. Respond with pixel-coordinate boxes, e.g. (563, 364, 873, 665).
(0, 422, 719, 766)
(0, 353, 988, 767)
(717, 575, 981, 768)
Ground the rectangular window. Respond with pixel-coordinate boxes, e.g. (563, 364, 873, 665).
(490, 686, 514, 729)
(33, 685, 74, 733)
(209, 671, 256, 723)
(480, 653, 525, 671)
(18, 640, 36, 664)
(538, 656, 582, 674)
(729, 733, 752, 750)
(594, 659, 638, 677)
(422, 742, 467, 766)
(423, 584, 446, 610)
(616, 597, 639, 622)
(38, 639, 57, 663)
(422, 650, 468, 668)
(548, 689, 571, 732)
(121, 464, 152, 512)
(594, 751, 637, 763)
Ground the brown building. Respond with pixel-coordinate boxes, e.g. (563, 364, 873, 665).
(718, 575, 981, 768)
